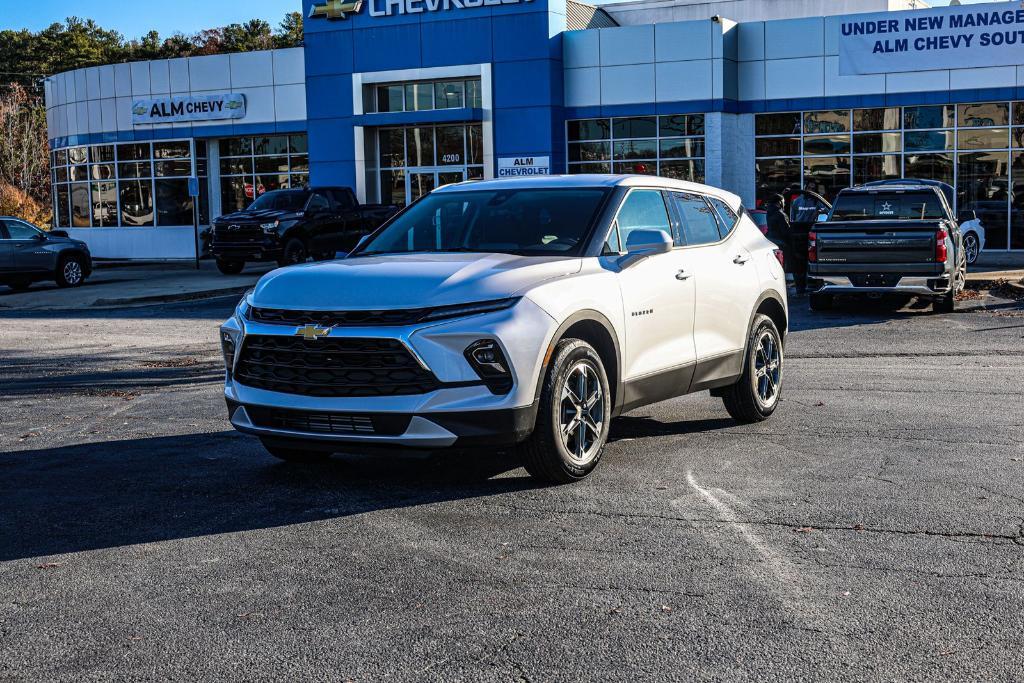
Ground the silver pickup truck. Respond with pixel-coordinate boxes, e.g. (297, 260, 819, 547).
(807, 182, 968, 313)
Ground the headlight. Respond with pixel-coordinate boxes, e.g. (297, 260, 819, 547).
(221, 330, 237, 375)
(260, 220, 279, 232)
(419, 297, 520, 323)
(235, 290, 253, 321)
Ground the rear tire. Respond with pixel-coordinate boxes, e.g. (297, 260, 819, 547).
(809, 291, 833, 311)
(260, 440, 331, 464)
(216, 258, 245, 275)
(278, 238, 308, 267)
(721, 314, 783, 424)
(933, 290, 956, 314)
(55, 254, 86, 288)
(518, 339, 611, 484)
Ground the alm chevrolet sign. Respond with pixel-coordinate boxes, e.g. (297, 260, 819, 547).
(131, 93, 246, 125)
(311, 0, 532, 20)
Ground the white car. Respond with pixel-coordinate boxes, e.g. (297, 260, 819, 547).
(220, 175, 788, 483)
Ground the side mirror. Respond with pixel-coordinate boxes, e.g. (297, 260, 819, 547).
(620, 229, 673, 268)
(34, 232, 47, 240)
(958, 210, 977, 223)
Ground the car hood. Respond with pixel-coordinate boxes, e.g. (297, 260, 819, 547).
(215, 208, 301, 223)
(250, 253, 582, 310)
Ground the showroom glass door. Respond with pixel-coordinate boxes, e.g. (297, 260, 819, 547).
(378, 124, 485, 207)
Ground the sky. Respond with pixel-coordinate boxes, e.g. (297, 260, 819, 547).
(0, 0, 1006, 39)
(2, 0, 300, 39)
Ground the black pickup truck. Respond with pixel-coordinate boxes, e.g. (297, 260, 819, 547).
(210, 187, 398, 274)
(807, 183, 967, 313)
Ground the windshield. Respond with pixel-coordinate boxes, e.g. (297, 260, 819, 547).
(829, 192, 946, 221)
(247, 190, 309, 212)
(356, 188, 611, 257)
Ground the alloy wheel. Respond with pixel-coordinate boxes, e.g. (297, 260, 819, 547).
(753, 330, 782, 408)
(559, 360, 604, 465)
(64, 260, 83, 285)
(964, 234, 979, 264)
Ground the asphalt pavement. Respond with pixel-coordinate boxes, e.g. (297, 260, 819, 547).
(1, 292, 1022, 681)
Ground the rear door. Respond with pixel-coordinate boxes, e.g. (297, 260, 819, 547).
(670, 192, 760, 361)
(611, 189, 696, 382)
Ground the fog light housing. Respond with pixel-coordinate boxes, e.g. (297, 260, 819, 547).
(464, 339, 513, 394)
(221, 331, 237, 376)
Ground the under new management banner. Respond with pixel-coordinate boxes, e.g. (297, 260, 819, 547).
(839, 3, 1024, 75)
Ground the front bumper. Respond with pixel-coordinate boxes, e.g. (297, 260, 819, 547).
(219, 296, 557, 450)
(226, 399, 538, 450)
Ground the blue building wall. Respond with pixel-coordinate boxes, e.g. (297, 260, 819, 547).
(301, 0, 567, 187)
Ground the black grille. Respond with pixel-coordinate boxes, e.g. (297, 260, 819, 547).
(250, 307, 425, 327)
(212, 224, 263, 246)
(246, 406, 411, 436)
(235, 335, 440, 397)
(849, 274, 902, 288)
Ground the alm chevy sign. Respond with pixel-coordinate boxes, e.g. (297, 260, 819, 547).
(311, 0, 532, 20)
(131, 93, 246, 125)
(839, 4, 1024, 75)
(497, 156, 550, 177)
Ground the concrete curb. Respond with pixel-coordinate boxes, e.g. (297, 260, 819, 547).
(91, 286, 251, 308)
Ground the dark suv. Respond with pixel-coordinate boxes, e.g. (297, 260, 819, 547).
(210, 187, 398, 274)
(0, 217, 92, 291)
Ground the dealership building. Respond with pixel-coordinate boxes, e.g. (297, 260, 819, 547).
(44, 0, 1024, 258)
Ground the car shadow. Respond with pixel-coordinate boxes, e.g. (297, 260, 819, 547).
(608, 415, 735, 442)
(0, 431, 532, 562)
(787, 293, 1024, 332)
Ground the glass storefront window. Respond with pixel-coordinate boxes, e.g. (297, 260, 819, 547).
(958, 102, 1009, 128)
(254, 156, 290, 174)
(958, 151, 1009, 249)
(756, 137, 799, 157)
(958, 128, 1009, 150)
(218, 134, 309, 214)
(905, 130, 954, 152)
(804, 110, 849, 134)
(377, 85, 404, 113)
(853, 108, 901, 132)
(119, 180, 154, 226)
(756, 113, 801, 136)
(614, 139, 657, 160)
(613, 117, 657, 139)
(54, 185, 69, 228)
(853, 133, 901, 154)
(1011, 152, 1024, 249)
(406, 127, 435, 167)
(434, 81, 464, 109)
(379, 129, 405, 167)
(254, 136, 289, 156)
(435, 126, 465, 165)
(904, 152, 954, 185)
(903, 105, 955, 130)
(567, 114, 705, 181)
(91, 182, 117, 227)
(466, 80, 482, 109)
(567, 119, 611, 141)
(853, 155, 901, 185)
(804, 135, 851, 155)
(405, 83, 433, 111)
(70, 183, 91, 227)
(803, 156, 851, 200)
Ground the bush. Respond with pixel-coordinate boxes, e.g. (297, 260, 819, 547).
(0, 183, 52, 227)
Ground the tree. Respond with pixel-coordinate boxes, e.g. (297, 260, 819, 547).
(0, 84, 50, 223)
(222, 20, 275, 53)
(275, 12, 304, 49)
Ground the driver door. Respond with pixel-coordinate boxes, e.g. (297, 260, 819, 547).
(5, 220, 51, 273)
(610, 189, 696, 385)
(0, 221, 14, 272)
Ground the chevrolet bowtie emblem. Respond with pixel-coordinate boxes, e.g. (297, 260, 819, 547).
(309, 0, 363, 19)
(295, 324, 331, 340)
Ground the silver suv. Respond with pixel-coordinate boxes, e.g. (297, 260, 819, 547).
(220, 176, 788, 482)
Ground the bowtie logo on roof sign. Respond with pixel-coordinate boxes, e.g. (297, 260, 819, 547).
(309, 0, 364, 19)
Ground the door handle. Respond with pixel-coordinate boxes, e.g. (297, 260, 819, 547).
(733, 254, 749, 265)
(675, 269, 691, 281)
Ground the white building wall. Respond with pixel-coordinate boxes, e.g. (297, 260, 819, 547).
(603, 0, 926, 26)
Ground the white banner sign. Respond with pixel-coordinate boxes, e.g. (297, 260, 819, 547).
(131, 93, 246, 124)
(839, 4, 1024, 75)
(497, 156, 550, 177)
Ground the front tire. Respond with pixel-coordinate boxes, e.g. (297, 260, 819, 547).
(260, 439, 331, 464)
(55, 254, 86, 288)
(721, 314, 783, 424)
(278, 238, 308, 267)
(216, 258, 245, 275)
(519, 339, 611, 484)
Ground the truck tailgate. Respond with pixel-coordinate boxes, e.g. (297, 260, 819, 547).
(815, 221, 937, 265)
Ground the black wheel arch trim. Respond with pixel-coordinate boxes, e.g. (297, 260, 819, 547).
(533, 309, 624, 416)
(749, 290, 788, 341)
